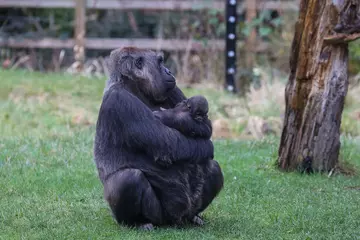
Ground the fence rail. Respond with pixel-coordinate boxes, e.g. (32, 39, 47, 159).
(0, 0, 297, 51)
(0, 37, 271, 52)
(0, 0, 299, 11)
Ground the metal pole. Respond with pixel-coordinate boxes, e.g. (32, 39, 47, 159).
(225, 0, 237, 93)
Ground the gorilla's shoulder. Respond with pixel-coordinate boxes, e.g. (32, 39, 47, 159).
(105, 82, 125, 95)
(101, 84, 148, 118)
(103, 84, 130, 104)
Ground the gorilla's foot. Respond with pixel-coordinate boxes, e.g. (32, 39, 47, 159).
(139, 223, 154, 231)
(191, 215, 205, 226)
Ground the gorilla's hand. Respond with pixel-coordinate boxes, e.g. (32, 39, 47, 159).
(192, 139, 214, 164)
(152, 110, 162, 120)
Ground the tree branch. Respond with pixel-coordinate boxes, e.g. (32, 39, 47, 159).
(325, 1, 360, 44)
(324, 32, 360, 44)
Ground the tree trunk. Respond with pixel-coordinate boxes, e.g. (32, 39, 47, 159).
(278, 0, 360, 173)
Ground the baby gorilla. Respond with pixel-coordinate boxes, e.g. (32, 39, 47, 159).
(153, 95, 212, 139)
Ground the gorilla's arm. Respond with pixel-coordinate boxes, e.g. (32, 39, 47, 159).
(153, 110, 212, 139)
(99, 87, 213, 165)
(173, 119, 212, 139)
(164, 86, 187, 108)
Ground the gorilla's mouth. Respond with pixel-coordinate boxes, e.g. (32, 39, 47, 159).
(150, 77, 176, 103)
(165, 79, 176, 91)
(153, 86, 174, 103)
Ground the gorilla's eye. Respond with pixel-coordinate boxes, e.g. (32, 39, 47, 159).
(135, 57, 144, 69)
(157, 55, 164, 65)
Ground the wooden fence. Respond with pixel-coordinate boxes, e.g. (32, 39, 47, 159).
(0, 0, 299, 92)
(0, 0, 299, 11)
(0, 0, 299, 53)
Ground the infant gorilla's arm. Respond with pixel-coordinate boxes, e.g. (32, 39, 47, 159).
(153, 96, 212, 139)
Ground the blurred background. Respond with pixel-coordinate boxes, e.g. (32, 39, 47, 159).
(0, 0, 359, 139)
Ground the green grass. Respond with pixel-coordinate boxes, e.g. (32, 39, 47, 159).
(1, 69, 360, 240)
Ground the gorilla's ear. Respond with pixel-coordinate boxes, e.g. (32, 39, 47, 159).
(118, 56, 133, 77)
(135, 56, 144, 69)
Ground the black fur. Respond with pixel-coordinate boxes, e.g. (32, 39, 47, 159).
(94, 47, 224, 228)
(153, 95, 212, 139)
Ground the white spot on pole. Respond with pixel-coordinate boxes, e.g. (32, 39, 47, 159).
(228, 33, 235, 39)
(227, 68, 235, 74)
(229, 16, 235, 23)
(229, 0, 236, 5)
(227, 85, 234, 92)
(228, 51, 235, 57)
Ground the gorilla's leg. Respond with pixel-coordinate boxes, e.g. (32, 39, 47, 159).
(180, 159, 223, 226)
(104, 168, 164, 228)
(194, 160, 224, 220)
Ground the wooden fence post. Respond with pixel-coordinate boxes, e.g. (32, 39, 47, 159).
(74, 0, 86, 71)
(245, 0, 257, 69)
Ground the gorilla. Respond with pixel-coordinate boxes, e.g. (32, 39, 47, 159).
(153, 95, 212, 139)
(94, 47, 224, 230)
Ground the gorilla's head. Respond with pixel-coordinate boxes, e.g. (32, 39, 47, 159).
(105, 47, 176, 102)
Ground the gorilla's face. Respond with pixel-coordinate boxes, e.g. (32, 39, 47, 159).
(175, 96, 209, 120)
(108, 47, 176, 102)
(138, 53, 176, 102)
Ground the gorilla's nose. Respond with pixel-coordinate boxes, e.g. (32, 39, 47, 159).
(165, 68, 172, 75)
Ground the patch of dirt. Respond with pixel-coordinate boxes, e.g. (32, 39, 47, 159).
(55, 96, 96, 126)
(8, 87, 50, 104)
(71, 112, 92, 126)
(332, 161, 359, 177)
(351, 109, 360, 120)
(212, 118, 232, 139)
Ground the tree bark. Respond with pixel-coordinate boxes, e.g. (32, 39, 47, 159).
(278, 0, 360, 173)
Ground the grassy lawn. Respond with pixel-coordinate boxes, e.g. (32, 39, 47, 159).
(1, 69, 360, 240)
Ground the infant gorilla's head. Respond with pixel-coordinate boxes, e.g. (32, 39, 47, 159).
(153, 95, 211, 138)
(174, 95, 209, 122)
